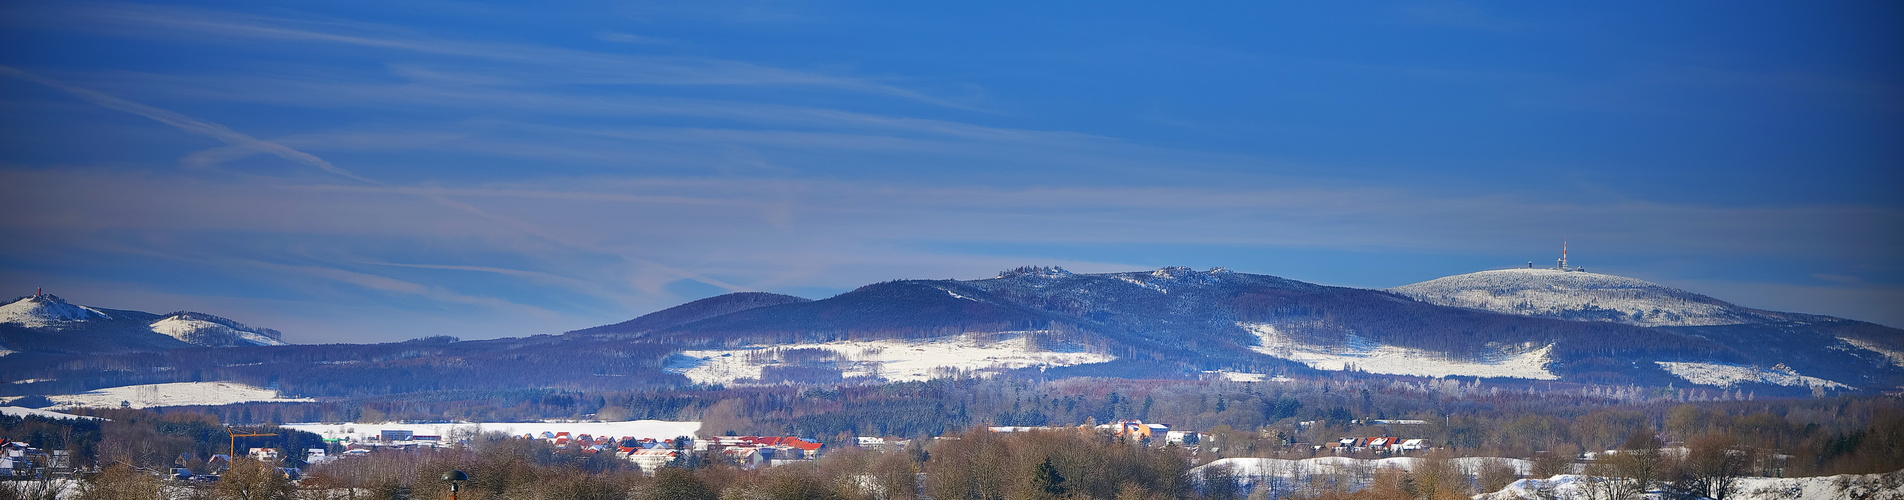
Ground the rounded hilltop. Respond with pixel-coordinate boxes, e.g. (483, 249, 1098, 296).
(1390, 268, 1762, 327)
(0, 293, 114, 328)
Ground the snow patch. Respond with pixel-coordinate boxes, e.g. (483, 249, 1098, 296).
(1196, 456, 1533, 497)
(937, 287, 980, 302)
(46, 382, 314, 409)
(1115, 276, 1169, 293)
(1204, 371, 1294, 383)
(666, 332, 1114, 385)
(0, 406, 103, 421)
(1655, 361, 1848, 390)
(1243, 322, 1558, 380)
(1842, 338, 1904, 369)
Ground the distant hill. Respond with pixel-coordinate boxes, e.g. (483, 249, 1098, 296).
(606, 266, 1737, 386)
(1392, 269, 1789, 327)
(0, 293, 286, 354)
(1391, 269, 1904, 391)
(565, 292, 812, 338)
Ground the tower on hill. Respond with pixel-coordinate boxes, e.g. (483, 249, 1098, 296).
(1551, 239, 1583, 272)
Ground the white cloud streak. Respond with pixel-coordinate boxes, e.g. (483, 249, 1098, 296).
(0, 66, 750, 297)
(36, 3, 967, 107)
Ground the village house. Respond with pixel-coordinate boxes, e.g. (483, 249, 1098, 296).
(248, 447, 282, 462)
(1330, 436, 1429, 454)
(990, 420, 1200, 448)
(623, 449, 678, 471)
(855, 436, 911, 451)
(1097, 419, 1172, 441)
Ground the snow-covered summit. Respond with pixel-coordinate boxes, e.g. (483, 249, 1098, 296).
(149, 312, 286, 347)
(0, 294, 113, 327)
(1389, 269, 1759, 327)
(996, 266, 1075, 279)
(0, 293, 291, 351)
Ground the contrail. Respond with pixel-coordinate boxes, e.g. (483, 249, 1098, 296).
(0, 66, 380, 185)
(0, 65, 748, 293)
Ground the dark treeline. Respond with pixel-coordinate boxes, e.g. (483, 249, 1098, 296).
(0, 335, 684, 399)
(135, 375, 1904, 478)
(41, 420, 1904, 500)
(0, 408, 327, 472)
(3, 381, 1900, 500)
(290, 426, 1189, 500)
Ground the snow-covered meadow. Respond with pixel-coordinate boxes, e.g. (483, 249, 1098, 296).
(1654, 362, 1848, 390)
(44, 382, 314, 409)
(149, 315, 285, 346)
(1242, 323, 1558, 380)
(667, 332, 1115, 384)
(0, 406, 102, 420)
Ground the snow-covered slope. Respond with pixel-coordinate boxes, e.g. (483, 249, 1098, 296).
(149, 312, 285, 346)
(46, 382, 314, 409)
(1242, 322, 1558, 380)
(1388, 268, 1904, 392)
(666, 332, 1114, 384)
(1654, 362, 1848, 390)
(0, 294, 113, 327)
(1390, 269, 1758, 327)
(0, 294, 290, 351)
(0, 406, 103, 420)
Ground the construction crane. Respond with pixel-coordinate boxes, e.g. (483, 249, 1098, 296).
(229, 431, 277, 460)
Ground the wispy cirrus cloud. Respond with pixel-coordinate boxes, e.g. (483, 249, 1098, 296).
(22, 2, 969, 107)
(4, 1, 1899, 340)
(5, 161, 1902, 336)
(0, 67, 750, 296)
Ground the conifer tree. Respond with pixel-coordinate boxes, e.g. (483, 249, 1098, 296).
(1032, 457, 1066, 497)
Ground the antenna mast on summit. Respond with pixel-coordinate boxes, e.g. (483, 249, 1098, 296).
(1553, 238, 1572, 271)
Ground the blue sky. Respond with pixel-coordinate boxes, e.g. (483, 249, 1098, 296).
(2, 1, 1899, 342)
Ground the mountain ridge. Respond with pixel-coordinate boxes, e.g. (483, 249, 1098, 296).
(7, 266, 1899, 395)
(0, 293, 287, 353)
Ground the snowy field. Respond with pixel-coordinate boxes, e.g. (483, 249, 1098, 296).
(46, 382, 315, 409)
(1203, 371, 1295, 383)
(284, 420, 702, 442)
(1654, 362, 1848, 390)
(667, 332, 1115, 384)
(1242, 323, 1558, 380)
(1480, 471, 1903, 500)
(0, 406, 102, 420)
